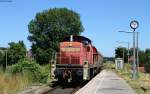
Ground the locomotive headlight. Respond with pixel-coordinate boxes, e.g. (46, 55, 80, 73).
(84, 61, 88, 65)
(84, 62, 87, 65)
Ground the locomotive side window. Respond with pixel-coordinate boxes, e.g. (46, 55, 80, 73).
(87, 46, 90, 52)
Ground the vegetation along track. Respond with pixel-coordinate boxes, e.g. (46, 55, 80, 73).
(42, 81, 88, 94)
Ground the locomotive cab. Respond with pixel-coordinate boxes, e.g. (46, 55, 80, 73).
(58, 35, 92, 65)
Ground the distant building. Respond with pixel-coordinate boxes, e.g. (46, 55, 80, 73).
(26, 50, 34, 60)
(128, 56, 133, 62)
(115, 58, 124, 69)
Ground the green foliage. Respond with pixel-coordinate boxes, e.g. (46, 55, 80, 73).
(115, 47, 128, 62)
(103, 57, 114, 63)
(9, 59, 49, 83)
(7, 41, 26, 65)
(144, 49, 150, 73)
(115, 47, 150, 69)
(28, 8, 84, 64)
(103, 62, 115, 69)
(139, 50, 146, 63)
(145, 49, 150, 61)
(0, 48, 7, 71)
(145, 49, 150, 54)
(115, 47, 150, 73)
(144, 62, 150, 73)
(0, 50, 5, 65)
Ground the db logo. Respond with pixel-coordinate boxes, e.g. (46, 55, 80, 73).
(69, 43, 72, 47)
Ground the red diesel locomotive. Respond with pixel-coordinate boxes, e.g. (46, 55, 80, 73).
(51, 35, 103, 82)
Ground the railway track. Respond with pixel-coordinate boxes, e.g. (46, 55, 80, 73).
(42, 81, 87, 94)
(18, 80, 88, 94)
(43, 86, 80, 94)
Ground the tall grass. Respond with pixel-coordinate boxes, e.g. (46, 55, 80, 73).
(0, 59, 51, 94)
(103, 62, 115, 70)
(0, 71, 31, 94)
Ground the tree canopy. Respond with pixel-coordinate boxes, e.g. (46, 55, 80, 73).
(7, 41, 26, 65)
(28, 8, 84, 64)
(0, 50, 5, 65)
(115, 47, 128, 63)
(115, 47, 150, 72)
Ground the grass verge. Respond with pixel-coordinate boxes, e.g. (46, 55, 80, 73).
(0, 71, 31, 94)
(0, 64, 51, 94)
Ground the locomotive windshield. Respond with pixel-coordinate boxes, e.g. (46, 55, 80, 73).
(62, 35, 91, 45)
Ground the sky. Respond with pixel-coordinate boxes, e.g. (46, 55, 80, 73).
(0, 0, 150, 57)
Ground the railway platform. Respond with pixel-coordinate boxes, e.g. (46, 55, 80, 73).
(75, 70, 135, 94)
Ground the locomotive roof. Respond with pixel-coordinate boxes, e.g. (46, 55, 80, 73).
(62, 35, 92, 44)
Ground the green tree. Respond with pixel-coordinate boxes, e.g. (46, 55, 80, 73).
(0, 48, 6, 61)
(115, 47, 128, 63)
(0, 50, 4, 65)
(144, 48, 150, 72)
(7, 41, 26, 65)
(145, 48, 150, 60)
(28, 8, 84, 64)
(0, 48, 7, 71)
(139, 50, 146, 63)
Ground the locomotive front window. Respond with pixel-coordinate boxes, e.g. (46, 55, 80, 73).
(61, 47, 80, 52)
(62, 36, 91, 44)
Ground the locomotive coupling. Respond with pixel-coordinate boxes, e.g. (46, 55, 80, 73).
(63, 69, 72, 82)
(63, 70, 72, 79)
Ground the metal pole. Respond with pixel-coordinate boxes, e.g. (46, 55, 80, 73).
(133, 29, 137, 79)
(136, 32, 139, 72)
(123, 48, 125, 63)
(127, 43, 129, 64)
(6, 50, 7, 70)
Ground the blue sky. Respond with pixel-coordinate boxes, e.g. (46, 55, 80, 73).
(0, 0, 150, 57)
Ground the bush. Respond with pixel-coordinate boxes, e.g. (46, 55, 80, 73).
(103, 62, 115, 69)
(9, 59, 49, 83)
(145, 62, 150, 73)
